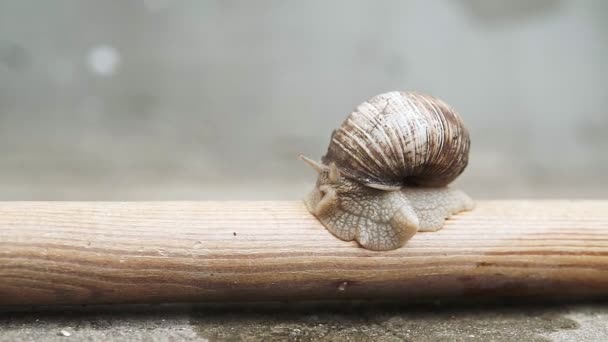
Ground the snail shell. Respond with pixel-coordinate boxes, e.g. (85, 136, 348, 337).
(323, 91, 470, 189)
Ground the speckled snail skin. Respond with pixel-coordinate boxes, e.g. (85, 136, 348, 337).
(300, 91, 474, 251)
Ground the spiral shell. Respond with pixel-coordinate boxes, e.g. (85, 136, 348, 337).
(322, 91, 470, 189)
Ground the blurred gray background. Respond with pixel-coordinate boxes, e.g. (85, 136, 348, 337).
(0, 0, 606, 200)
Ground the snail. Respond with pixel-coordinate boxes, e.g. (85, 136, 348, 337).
(300, 91, 474, 251)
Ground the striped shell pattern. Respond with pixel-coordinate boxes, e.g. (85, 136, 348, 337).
(322, 91, 470, 190)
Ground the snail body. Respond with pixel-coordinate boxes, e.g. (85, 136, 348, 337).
(301, 91, 474, 251)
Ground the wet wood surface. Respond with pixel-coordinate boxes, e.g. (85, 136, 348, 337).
(1, 201, 607, 306)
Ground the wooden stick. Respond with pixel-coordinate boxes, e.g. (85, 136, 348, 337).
(1, 201, 607, 306)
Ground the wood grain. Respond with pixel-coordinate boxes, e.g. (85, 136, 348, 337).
(0, 201, 607, 306)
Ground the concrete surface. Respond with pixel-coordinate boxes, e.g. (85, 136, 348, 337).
(1, 0, 607, 201)
(1, 301, 607, 341)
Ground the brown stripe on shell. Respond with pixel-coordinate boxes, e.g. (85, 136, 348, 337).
(322, 91, 470, 189)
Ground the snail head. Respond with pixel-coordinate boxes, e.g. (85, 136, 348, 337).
(299, 155, 345, 217)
